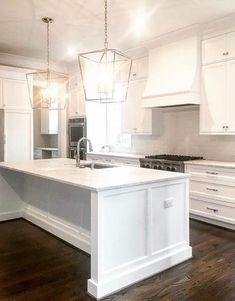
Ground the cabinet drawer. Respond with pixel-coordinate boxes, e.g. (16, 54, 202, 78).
(190, 180, 235, 201)
(186, 165, 235, 179)
(190, 198, 235, 224)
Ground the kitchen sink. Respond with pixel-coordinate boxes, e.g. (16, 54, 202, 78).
(84, 163, 116, 169)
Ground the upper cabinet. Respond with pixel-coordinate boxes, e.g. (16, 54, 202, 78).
(3, 79, 31, 110)
(200, 60, 235, 134)
(0, 79, 3, 109)
(201, 31, 235, 135)
(130, 57, 148, 81)
(121, 80, 162, 135)
(68, 72, 86, 117)
(202, 32, 235, 65)
(41, 109, 58, 135)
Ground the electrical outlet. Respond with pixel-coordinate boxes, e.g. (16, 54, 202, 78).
(164, 198, 173, 209)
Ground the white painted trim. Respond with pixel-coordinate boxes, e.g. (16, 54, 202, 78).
(0, 210, 23, 222)
(23, 205, 90, 254)
(88, 246, 192, 299)
(190, 214, 235, 231)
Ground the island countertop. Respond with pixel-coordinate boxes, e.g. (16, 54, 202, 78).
(0, 158, 188, 191)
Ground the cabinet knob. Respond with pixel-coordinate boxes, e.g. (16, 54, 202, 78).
(223, 52, 229, 56)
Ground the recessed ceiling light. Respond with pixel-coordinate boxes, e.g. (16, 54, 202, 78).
(132, 14, 146, 33)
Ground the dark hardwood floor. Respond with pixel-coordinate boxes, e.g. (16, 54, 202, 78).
(0, 219, 234, 301)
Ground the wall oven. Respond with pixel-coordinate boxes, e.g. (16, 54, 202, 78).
(68, 117, 87, 160)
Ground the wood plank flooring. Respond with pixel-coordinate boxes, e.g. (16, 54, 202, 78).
(0, 219, 234, 301)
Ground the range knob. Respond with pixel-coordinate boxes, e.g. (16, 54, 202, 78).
(166, 166, 171, 171)
(145, 164, 150, 169)
(171, 167, 177, 172)
(158, 165, 162, 170)
(153, 165, 158, 170)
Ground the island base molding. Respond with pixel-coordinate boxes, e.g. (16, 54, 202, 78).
(88, 245, 192, 299)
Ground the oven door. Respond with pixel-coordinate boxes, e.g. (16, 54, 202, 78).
(69, 147, 86, 160)
(69, 122, 86, 147)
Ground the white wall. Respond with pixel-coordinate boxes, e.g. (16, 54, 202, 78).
(112, 108, 235, 161)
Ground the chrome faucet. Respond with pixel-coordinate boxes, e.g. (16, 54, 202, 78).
(76, 137, 93, 168)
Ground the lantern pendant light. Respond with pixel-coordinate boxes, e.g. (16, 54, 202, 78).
(78, 0, 132, 103)
(26, 17, 69, 110)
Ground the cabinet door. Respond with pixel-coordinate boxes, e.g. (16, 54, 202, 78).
(41, 109, 58, 134)
(3, 79, 31, 110)
(5, 110, 32, 161)
(227, 60, 235, 132)
(200, 63, 227, 134)
(121, 80, 152, 134)
(68, 88, 86, 117)
(227, 32, 235, 60)
(202, 35, 227, 65)
(0, 79, 3, 109)
(130, 57, 148, 81)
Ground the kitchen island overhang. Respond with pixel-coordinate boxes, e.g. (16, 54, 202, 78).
(0, 158, 192, 299)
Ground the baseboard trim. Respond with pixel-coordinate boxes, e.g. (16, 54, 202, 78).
(24, 206, 91, 254)
(88, 246, 192, 299)
(0, 210, 23, 222)
(190, 214, 235, 231)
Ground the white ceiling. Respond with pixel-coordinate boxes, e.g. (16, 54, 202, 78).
(0, 0, 235, 63)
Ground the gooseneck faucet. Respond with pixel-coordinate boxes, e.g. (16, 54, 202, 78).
(76, 137, 93, 168)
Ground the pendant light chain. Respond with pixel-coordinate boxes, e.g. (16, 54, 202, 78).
(104, 0, 108, 49)
(47, 21, 50, 73)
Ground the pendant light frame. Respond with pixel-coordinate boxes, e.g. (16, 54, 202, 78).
(78, 0, 132, 103)
(26, 17, 69, 110)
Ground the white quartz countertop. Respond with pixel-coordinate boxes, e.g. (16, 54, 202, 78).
(185, 159, 235, 169)
(0, 158, 188, 192)
(87, 151, 146, 159)
(38, 148, 58, 151)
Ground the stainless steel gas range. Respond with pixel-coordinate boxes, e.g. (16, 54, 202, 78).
(140, 154, 203, 173)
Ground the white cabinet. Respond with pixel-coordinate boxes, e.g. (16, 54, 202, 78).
(130, 57, 148, 81)
(3, 79, 31, 110)
(41, 109, 58, 134)
(0, 79, 3, 109)
(186, 162, 235, 230)
(68, 73, 86, 117)
(4, 110, 33, 161)
(227, 60, 235, 132)
(201, 60, 235, 135)
(121, 80, 162, 135)
(200, 62, 227, 134)
(202, 32, 235, 65)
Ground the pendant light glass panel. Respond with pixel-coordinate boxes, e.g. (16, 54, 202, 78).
(26, 70, 68, 110)
(79, 49, 132, 103)
(26, 17, 69, 110)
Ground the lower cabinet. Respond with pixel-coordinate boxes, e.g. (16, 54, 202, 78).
(186, 162, 235, 230)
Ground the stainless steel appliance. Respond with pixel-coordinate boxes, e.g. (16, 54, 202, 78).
(68, 117, 87, 159)
(140, 154, 203, 173)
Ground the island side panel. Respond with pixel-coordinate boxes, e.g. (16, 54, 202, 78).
(23, 174, 91, 253)
(0, 168, 24, 221)
(88, 178, 192, 299)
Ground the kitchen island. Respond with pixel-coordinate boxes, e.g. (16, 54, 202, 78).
(0, 158, 191, 299)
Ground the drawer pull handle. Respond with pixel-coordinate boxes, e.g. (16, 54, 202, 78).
(206, 171, 218, 175)
(206, 187, 218, 192)
(206, 207, 219, 213)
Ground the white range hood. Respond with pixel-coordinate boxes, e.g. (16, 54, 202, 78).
(142, 36, 200, 108)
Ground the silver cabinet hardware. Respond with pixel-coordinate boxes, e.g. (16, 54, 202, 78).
(222, 52, 229, 56)
(206, 207, 219, 213)
(206, 171, 218, 175)
(206, 187, 218, 192)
